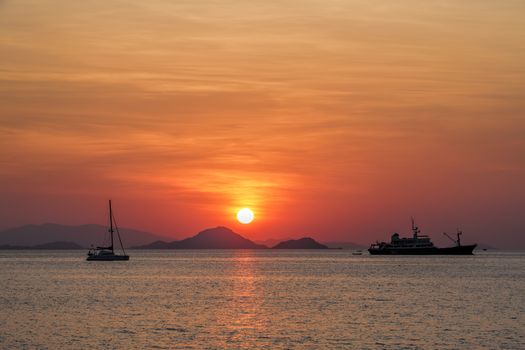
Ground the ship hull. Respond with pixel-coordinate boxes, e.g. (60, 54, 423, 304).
(368, 244, 477, 255)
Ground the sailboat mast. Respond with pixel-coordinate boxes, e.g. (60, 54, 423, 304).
(109, 200, 114, 252)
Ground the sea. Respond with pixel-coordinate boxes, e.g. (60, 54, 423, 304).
(0, 250, 523, 349)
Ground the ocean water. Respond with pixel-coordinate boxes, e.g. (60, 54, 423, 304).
(0, 250, 523, 349)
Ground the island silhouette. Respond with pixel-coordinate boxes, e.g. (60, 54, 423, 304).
(0, 224, 360, 250)
(0, 223, 170, 248)
(137, 226, 267, 249)
(0, 241, 84, 250)
(134, 226, 329, 249)
(272, 237, 328, 249)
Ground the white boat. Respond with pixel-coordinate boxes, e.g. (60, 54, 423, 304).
(87, 200, 129, 261)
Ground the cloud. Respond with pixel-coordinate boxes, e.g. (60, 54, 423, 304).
(0, 0, 524, 246)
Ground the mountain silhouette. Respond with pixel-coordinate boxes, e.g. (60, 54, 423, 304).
(0, 241, 85, 250)
(255, 237, 294, 247)
(136, 226, 267, 249)
(33, 241, 85, 249)
(0, 223, 169, 248)
(322, 241, 366, 250)
(272, 237, 329, 249)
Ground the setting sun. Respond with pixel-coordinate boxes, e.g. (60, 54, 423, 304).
(237, 208, 254, 224)
(0, 1, 523, 349)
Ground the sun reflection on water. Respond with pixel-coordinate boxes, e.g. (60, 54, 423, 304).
(218, 251, 267, 347)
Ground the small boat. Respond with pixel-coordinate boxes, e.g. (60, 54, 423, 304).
(87, 200, 129, 261)
(352, 250, 363, 255)
(368, 218, 477, 255)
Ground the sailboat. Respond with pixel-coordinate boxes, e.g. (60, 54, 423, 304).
(87, 200, 129, 261)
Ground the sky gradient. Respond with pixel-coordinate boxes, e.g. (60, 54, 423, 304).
(1, 0, 524, 248)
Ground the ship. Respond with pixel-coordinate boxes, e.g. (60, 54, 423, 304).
(87, 200, 129, 261)
(368, 218, 477, 255)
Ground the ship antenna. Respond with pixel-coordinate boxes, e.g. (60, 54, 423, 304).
(411, 217, 420, 237)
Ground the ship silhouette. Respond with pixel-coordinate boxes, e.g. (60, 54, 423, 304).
(368, 218, 477, 255)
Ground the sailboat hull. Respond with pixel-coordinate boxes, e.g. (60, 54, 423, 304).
(86, 254, 129, 261)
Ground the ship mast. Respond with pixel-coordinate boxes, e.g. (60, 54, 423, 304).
(411, 217, 420, 238)
(443, 229, 462, 247)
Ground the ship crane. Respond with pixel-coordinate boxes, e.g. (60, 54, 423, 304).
(443, 230, 462, 247)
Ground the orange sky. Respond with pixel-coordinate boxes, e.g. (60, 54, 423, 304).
(1, 1, 524, 248)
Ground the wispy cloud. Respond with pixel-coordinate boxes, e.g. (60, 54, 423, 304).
(0, 0, 524, 246)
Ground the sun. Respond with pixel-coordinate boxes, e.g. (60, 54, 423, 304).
(237, 208, 254, 224)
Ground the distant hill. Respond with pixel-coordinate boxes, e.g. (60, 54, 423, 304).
(322, 241, 366, 250)
(0, 241, 85, 250)
(33, 241, 85, 249)
(135, 226, 267, 249)
(255, 237, 294, 248)
(0, 223, 170, 248)
(31, 242, 86, 249)
(272, 237, 329, 249)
